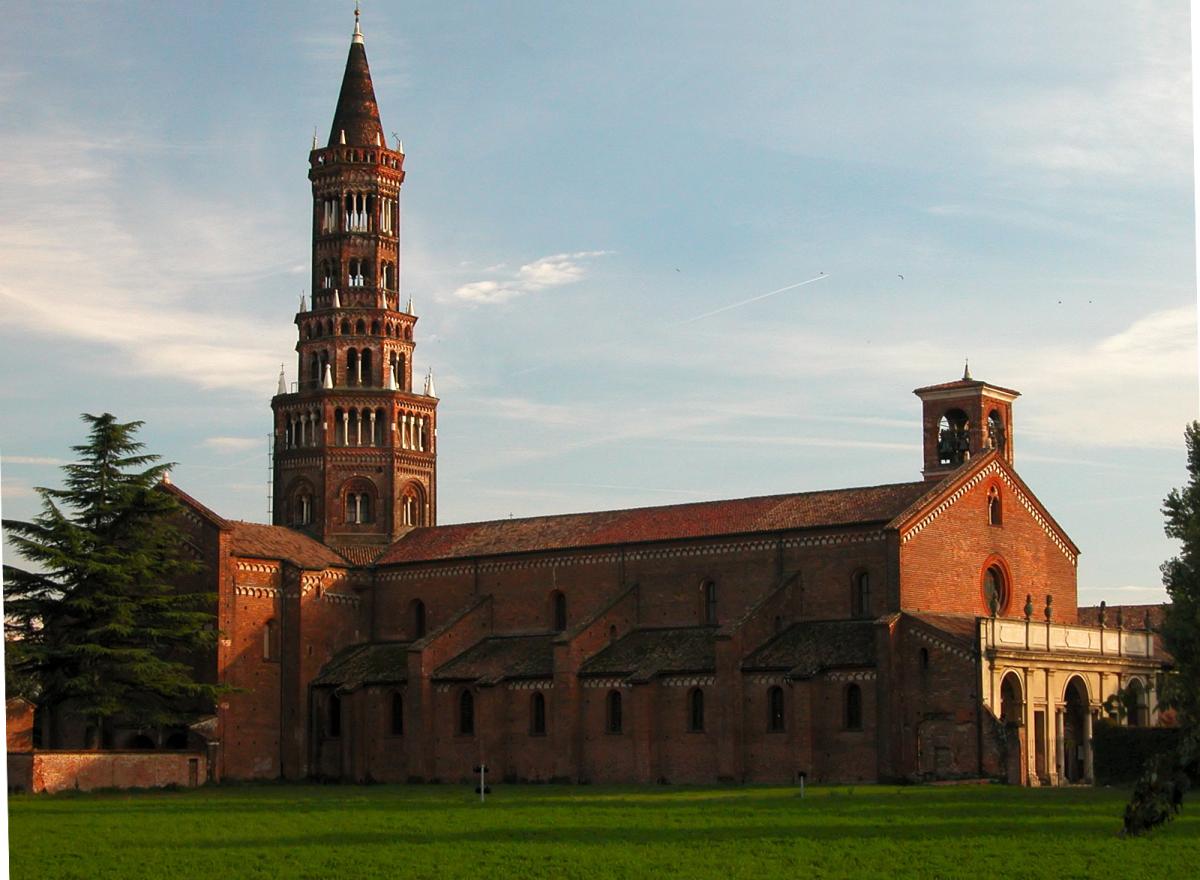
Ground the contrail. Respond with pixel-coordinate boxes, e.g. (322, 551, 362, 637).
(680, 273, 830, 324)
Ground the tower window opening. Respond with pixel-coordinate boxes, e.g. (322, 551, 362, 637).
(937, 409, 970, 466)
(340, 319, 351, 336)
(355, 318, 366, 335)
(347, 349, 360, 387)
(988, 485, 1002, 526)
(987, 410, 1006, 455)
(412, 599, 426, 639)
(360, 348, 373, 386)
(551, 591, 567, 632)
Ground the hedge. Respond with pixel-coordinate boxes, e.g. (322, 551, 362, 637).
(1092, 721, 1182, 785)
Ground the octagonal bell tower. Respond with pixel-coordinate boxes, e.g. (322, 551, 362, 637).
(271, 9, 438, 556)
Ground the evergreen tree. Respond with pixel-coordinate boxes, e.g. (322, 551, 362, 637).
(1124, 421, 1200, 834)
(3, 413, 221, 747)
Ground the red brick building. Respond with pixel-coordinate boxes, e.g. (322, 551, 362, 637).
(164, 15, 1165, 786)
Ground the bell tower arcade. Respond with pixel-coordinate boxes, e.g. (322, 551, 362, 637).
(914, 365, 1018, 482)
(271, 10, 438, 554)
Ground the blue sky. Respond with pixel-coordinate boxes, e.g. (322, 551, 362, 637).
(0, 2, 1195, 606)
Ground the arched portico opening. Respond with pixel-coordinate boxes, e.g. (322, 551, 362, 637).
(1062, 676, 1091, 784)
(999, 671, 1026, 785)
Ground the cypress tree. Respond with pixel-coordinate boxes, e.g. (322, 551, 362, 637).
(3, 413, 222, 747)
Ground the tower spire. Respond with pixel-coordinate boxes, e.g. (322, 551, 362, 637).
(328, 2, 384, 147)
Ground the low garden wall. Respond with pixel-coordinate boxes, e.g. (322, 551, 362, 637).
(7, 750, 207, 793)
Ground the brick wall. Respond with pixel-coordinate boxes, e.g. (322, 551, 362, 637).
(8, 751, 206, 793)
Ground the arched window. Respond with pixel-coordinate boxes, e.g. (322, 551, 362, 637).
(309, 354, 320, 387)
(459, 690, 474, 736)
(530, 692, 547, 736)
(1127, 678, 1150, 727)
(347, 348, 359, 385)
(356, 318, 366, 335)
(360, 348, 373, 386)
(329, 694, 342, 737)
(701, 580, 717, 625)
(937, 409, 970, 465)
(391, 693, 404, 735)
(987, 410, 1006, 455)
(412, 599, 426, 639)
(688, 688, 705, 732)
(768, 685, 785, 732)
(987, 485, 1002, 526)
(919, 647, 930, 672)
(262, 619, 276, 662)
(551, 590, 567, 632)
(983, 564, 1008, 615)
(852, 571, 870, 618)
(607, 690, 623, 733)
(341, 319, 351, 336)
(845, 684, 862, 730)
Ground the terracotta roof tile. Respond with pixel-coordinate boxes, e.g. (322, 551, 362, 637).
(1077, 604, 1166, 630)
(580, 627, 717, 681)
(329, 544, 388, 566)
(377, 481, 930, 566)
(912, 378, 1021, 396)
(228, 521, 349, 570)
(313, 641, 410, 689)
(432, 635, 555, 684)
(903, 612, 980, 651)
(742, 620, 876, 677)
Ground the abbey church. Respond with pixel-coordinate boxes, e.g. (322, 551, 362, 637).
(158, 16, 1165, 787)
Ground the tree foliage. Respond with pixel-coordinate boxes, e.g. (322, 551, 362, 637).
(3, 413, 221, 744)
(1124, 421, 1200, 835)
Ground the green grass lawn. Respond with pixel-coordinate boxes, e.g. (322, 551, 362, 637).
(7, 783, 1199, 879)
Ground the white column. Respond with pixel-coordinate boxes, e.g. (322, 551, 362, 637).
(417, 417, 425, 451)
(1053, 708, 1064, 786)
(400, 413, 408, 449)
(369, 411, 377, 446)
(342, 412, 349, 447)
(355, 354, 362, 385)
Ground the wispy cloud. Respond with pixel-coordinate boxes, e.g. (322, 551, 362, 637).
(444, 251, 611, 305)
(0, 456, 67, 466)
(202, 437, 262, 454)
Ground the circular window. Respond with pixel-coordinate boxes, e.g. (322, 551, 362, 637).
(983, 566, 1007, 614)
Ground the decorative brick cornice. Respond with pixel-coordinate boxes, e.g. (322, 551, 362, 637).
(912, 627, 976, 662)
(235, 561, 281, 575)
(747, 674, 787, 685)
(900, 461, 1076, 564)
(234, 585, 280, 599)
(505, 679, 553, 691)
(661, 674, 716, 688)
(582, 678, 628, 689)
(825, 670, 877, 682)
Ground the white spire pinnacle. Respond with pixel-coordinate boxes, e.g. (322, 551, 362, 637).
(375, 132, 382, 147)
(387, 363, 398, 391)
(424, 367, 437, 398)
(299, 292, 307, 312)
(339, 129, 347, 145)
(312, 128, 319, 150)
(378, 288, 386, 309)
(277, 365, 287, 395)
(352, 2, 363, 44)
(333, 289, 341, 308)
(398, 139, 404, 154)
(322, 363, 334, 390)
(406, 296, 414, 315)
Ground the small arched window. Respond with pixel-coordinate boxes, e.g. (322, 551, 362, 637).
(607, 690, 623, 733)
(688, 688, 705, 732)
(845, 684, 862, 730)
(768, 685, 785, 732)
(329, 694, 342, 738)
(412, 599, 426, 639)
(551, 591, 567, 632)
(937, 409, 970, 465)
(701, 580, 717, 625)
(530, 692, 547, 736)
(262, 619, 276, 662)
(852, 571, 870, 618)
(391, 693, 404, 735)
(987, 485, 1002, 526)
(459, 690, 474, 736)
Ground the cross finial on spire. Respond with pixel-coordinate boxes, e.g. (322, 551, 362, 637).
(353, 2, 363, 44)
(963, 359, 972, 381)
